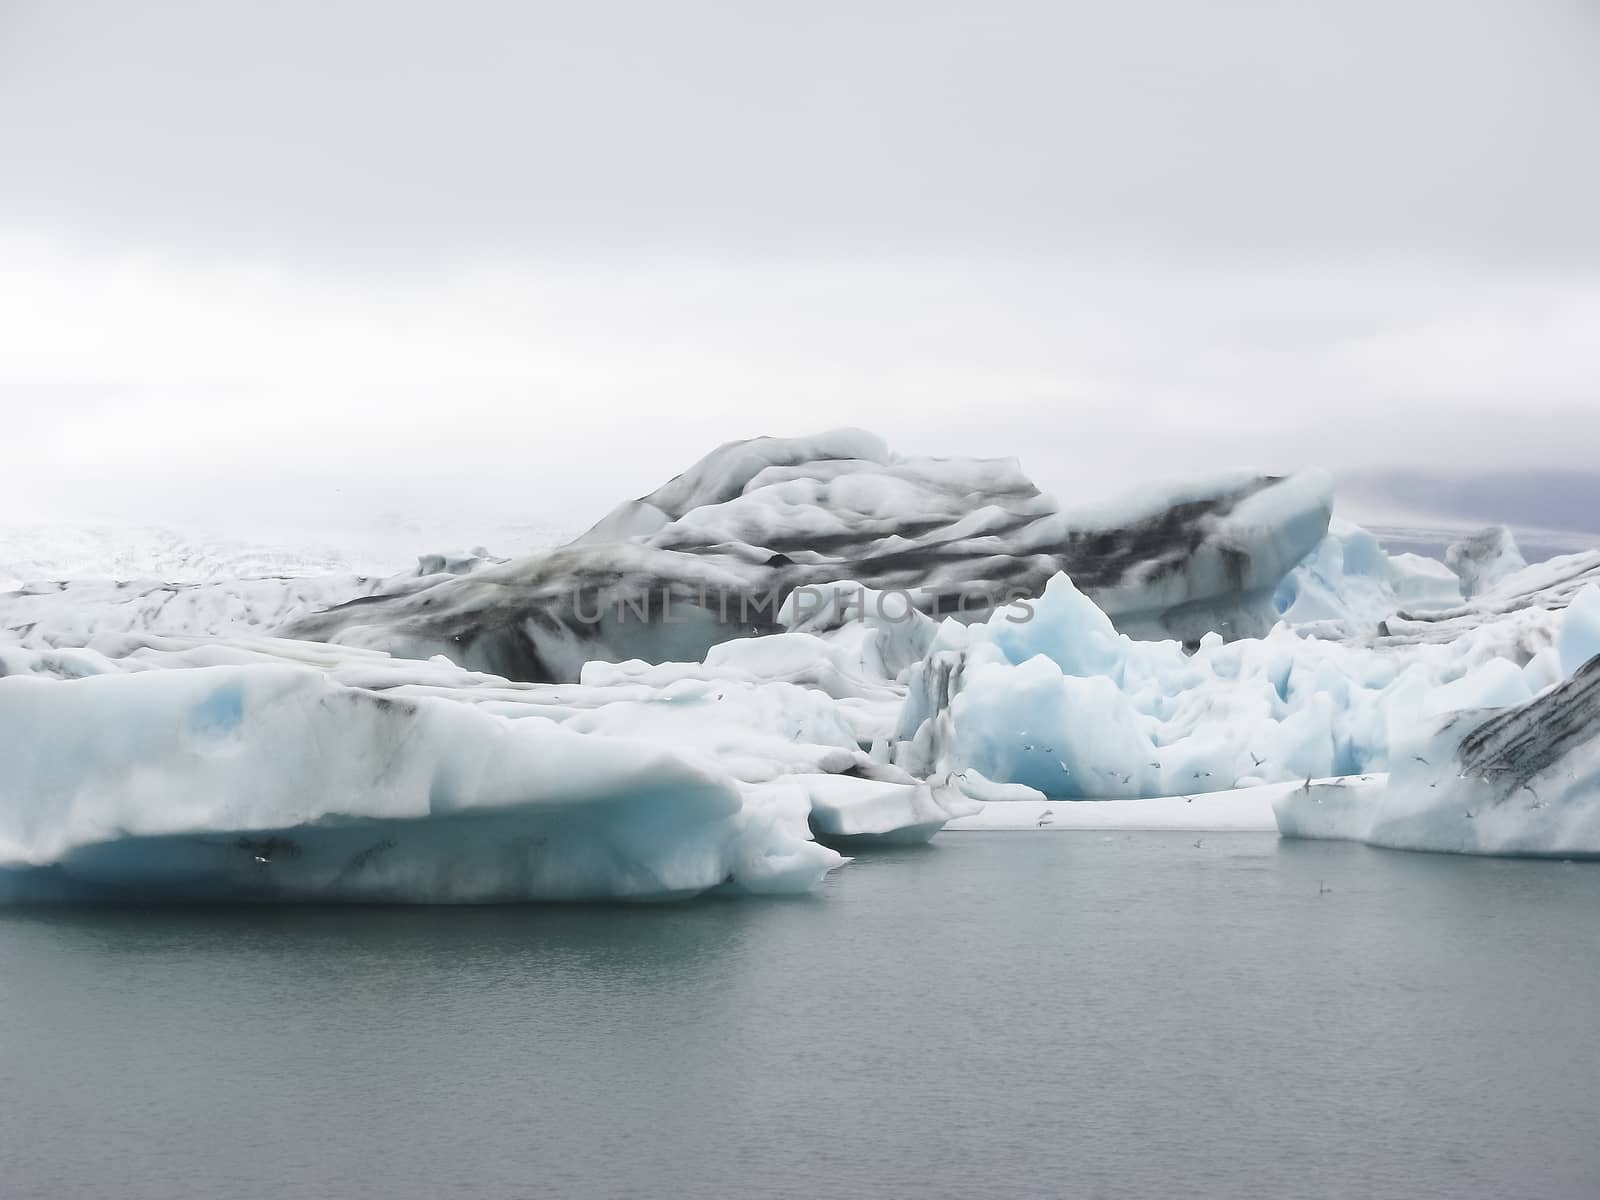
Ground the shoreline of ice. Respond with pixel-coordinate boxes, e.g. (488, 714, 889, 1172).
(941, 778, 1372, 833)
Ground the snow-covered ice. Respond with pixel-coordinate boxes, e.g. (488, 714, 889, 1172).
(0, 523, 357, 589)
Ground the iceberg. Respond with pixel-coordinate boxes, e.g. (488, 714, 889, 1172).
(1556, 584, 1600, 678)
(0, 602, 977, 888)
(900, 528, 1600, 855)
(1445, 525, 1527, 599)
(891, 554, 1574, 801)
(1275, 652, 1600, 857)
(7, 427, 1592, 898)
(283, 431, 1333, 681)
(1273, 519, 1461, 633)
(0, 662, 842, 902)
(1372, 547, 1600, 647)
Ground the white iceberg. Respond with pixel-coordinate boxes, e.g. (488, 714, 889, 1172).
(1556, 583, 1600, 679)
(0, 604, 976, 888)
(892, 562, 1569, 801)
(0, 663, 841, 902)
(1273, 519, 1461, 633)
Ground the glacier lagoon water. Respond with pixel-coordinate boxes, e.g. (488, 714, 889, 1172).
(4, 833, 1600, 1200)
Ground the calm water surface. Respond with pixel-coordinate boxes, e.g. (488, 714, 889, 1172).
(3, 833, 1599, 1199)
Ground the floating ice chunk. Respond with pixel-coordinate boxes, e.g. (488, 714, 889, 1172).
(1446, 525, 1527, 599)
(948, 769, 1047, 805)
(1418, 657, 1532, 718)
(988, 572, 1128, 677)
(892, 567, 1565, 800)
(793, 772, 981, 845)
(1370, 547, 1600, 649)
(1388, 553, 1465, 606)
(951, 655, 1159, 799)
(1275, 657, 1600, 857)
(1521, 646, 1564, 694)
(1557, 584, 1600, 678)
(0, 616, 977, 861)
(1274, 519, 1460, 631)
(0, 664, 841, 902)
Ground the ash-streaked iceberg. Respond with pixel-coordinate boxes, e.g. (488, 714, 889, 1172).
(1445, 525, 1528, 599)
(1275, 648, 1600, 857)
(1372, 547, 1600, 648)
(282, 430, 1333, 682)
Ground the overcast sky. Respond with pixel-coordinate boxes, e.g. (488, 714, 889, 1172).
(2, 0, 1597, 538)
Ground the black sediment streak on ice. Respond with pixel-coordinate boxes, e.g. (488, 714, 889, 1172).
(281, 431, 1331, 683)
(1455, 655, 1600, 800)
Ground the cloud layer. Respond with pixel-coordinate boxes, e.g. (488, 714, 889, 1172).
(2, 1, 1596, 536)
(4, 238, 1597, 533)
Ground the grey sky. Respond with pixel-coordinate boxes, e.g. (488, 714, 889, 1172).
(2, 0, 1597, 536)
